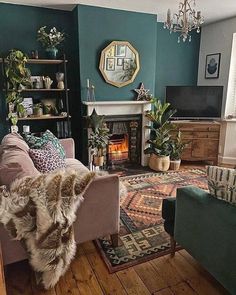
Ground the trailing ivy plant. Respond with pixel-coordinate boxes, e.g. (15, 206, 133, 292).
(5, 49, 31, 124)
(144, 98, 176, 156)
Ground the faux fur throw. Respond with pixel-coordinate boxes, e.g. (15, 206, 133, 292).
(0, 169, 95, 289)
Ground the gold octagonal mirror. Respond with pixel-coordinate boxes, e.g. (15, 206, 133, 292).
(99, 41, 140, 88)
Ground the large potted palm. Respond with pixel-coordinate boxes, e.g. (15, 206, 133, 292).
(144, 99, 176, 171)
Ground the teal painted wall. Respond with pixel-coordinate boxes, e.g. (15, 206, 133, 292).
(155, 23, 200, 99)
(0, 3, 75, 140)
(0, 3, 200, 161)
(75, 5, 200, 162)
(77, 5, 157, 101)
(76, 5, 200, 102)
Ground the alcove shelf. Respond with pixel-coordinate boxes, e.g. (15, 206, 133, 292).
(1, 54, 71, 138)
(18, 115, 71, 121)
(0, 58, 68, 64)
(4, 88, 70, 92)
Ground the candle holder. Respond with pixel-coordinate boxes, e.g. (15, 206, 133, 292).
(86, 85, 96, 102)
(87, 86, 91, 101)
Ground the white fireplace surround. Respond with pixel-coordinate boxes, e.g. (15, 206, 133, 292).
(83, 101, 152, 166)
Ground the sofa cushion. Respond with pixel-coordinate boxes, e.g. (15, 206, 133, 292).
(1, 133, 29, 153)
(0, 134, 40, 187)
(206, 166, 236, 205)
(29, 142, 66, 173)
(65, 158, 89, 174)
(24, 130, 66, 159)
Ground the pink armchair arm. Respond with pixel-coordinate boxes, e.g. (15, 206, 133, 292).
(59, 138, 75, 159)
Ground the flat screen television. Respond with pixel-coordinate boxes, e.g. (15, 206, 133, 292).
(166, 86, 223, 119)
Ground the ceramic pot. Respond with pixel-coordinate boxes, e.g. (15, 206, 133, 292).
(11, 125, 18, 133)
(33, 107, 43, 117)
(43, 76, 53, 89)
(18, 109, 27, 118)
(93, 156, 104, 167)
(46, 47, 58, 59)
(170, 159, 181, 171)
(56, 72, 65, 89)
(57, 81, 65, 89)
(149, 154, 170, 172)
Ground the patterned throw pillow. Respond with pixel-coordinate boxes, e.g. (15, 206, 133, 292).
(24, 130, 66, 159)
(206, 166, 236, 205)
(29, 142, 66, 173)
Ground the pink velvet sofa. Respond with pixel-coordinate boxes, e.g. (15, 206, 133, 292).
(0, 133, 120, 265)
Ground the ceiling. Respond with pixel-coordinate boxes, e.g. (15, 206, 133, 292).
(1, 0, 236, 24)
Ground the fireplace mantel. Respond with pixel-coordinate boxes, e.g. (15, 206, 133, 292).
(83, 101, 151, 105)
(82, 100, 152, 166)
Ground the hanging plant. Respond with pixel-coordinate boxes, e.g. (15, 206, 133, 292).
(5, 49, 31, 125)
(5, 49, 31, 90)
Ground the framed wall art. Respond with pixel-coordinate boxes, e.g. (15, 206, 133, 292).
(205, 53, 221, 79)
(106, 58, 115, 71)
(117, 58, 123, 66)
(115, 44, 126, 57)
(123, 58, 131, 70)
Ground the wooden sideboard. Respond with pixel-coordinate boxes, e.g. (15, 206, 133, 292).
(171, 121, 221, 165)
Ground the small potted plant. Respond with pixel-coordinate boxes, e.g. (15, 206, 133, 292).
(89, 125, 110, 167)
(8, 112, 18, 133)
(169, 131, 187, 170)
(17, 103, 27, 118)
(144, 98, 176, 171)
(33, 103, 43, 117)
(37, 26, 65, 59)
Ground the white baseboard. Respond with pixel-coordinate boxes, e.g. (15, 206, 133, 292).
(218, 156, 236, 165)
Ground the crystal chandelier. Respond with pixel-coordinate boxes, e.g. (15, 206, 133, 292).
(163, 0, 204, 43)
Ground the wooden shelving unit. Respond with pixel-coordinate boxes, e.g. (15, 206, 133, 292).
(4, 88, 70, 92)
(18, 115, 70, 121)
(0, 54, 71, 138)
(0, 58, 68, 64)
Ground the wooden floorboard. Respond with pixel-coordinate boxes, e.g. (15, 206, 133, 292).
(5, 243, 229, 295)
(82, 242, 127, 295)
(154, 288, 174, 295)
(116, 268, 151, 295)
(69, 246, 104, 295)
(134, 261, 168, 293)
(170, 281, 198, 295)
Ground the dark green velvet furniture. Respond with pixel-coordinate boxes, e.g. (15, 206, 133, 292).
(162, 186, 236, 295)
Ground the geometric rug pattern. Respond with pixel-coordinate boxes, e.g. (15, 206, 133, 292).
(95, 169, 208, 272)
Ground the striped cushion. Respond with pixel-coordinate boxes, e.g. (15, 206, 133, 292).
(206, 166, 236, 205)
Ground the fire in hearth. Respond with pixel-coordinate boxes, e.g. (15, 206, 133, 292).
(108, 134, 129, 162)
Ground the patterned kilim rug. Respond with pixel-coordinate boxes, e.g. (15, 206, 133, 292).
(95, 168, 208, 273)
